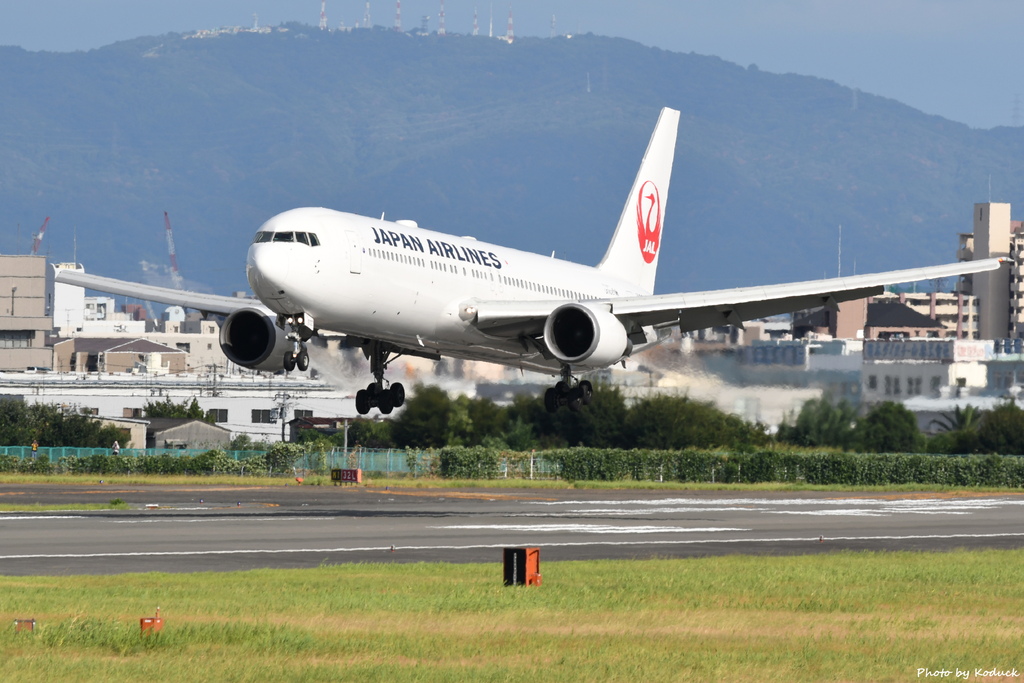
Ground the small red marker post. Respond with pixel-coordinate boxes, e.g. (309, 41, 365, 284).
(140, 607, 163, 636)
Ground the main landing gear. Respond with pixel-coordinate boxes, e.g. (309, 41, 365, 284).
(544, 366, 593, 413)
(355, 340, 406, 416)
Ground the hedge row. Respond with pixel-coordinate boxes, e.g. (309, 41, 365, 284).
(438, 447, 1024, 487)
(0, 451, 272, 476)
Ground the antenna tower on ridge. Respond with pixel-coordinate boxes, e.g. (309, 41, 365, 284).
(319, 0, 328, 29)
(395, 0, 402, 31)
(438, 0, 446, 35)
(550, 14, 556, 38)
(363, 2, 371, 27)
(472, 6, 479, 35)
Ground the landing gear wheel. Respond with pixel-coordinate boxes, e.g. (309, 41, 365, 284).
(555, 380, 570, 396)
(296, 348, 310, 372)
(378, 390, 394, 415)
(283, 352, 296, 371)
(355, 389, 370, 415)
(579, 380, 593, 406)
(567, 386, 584, 413)
(544, 387, 559, 413)
(391, 382, 406, 408)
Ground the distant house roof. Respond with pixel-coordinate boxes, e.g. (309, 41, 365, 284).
(289, 417, 346, 427)
(52, 338, 185, 354)
(147, 417, 230, 435)
(867, 303, 944, 329)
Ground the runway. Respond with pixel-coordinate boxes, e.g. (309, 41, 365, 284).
(0, 484, 1023, 575)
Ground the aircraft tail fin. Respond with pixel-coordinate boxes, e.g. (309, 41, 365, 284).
(596, 107, 680, 294)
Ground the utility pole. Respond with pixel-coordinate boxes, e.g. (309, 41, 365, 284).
(274, 392, 292, 442)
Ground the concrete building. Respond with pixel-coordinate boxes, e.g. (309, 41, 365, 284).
(0, 371, 356, 441)
(146, 418, 231, 449)
(869, 291, 979, 339)
(52, 338, 187, 374)
(860, 339, 991, 404)
(0, 255, 54, 371)
(958, 202, 1019, 338)
(52, 263, 230, 372)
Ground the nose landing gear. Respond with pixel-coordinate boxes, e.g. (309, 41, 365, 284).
(544, 365, 594, 413)
(355, 340, 406, 415)
(282, 313, 315, 372)
(283, 343, 310, 372)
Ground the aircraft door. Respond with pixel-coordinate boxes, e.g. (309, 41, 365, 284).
(346, 230, 362, 274)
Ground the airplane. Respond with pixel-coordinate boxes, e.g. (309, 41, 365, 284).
(55, 107, 1002, 415)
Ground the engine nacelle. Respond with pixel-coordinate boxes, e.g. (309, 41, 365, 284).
(543, 303, 631, 368)
(220, 308, 291, 372)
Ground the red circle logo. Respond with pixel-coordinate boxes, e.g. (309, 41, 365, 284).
(636, 180, 661, 264)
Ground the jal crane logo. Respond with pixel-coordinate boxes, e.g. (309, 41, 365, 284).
(635, 180, 661, 264)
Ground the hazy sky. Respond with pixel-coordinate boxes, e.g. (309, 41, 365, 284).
(1, 1, 1021, 129)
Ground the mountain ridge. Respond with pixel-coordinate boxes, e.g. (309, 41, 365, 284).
(0, 26, 1018, 298)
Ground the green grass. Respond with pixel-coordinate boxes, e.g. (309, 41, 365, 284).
(2, 472, 1024, 494)
(0, 501, 129, 512)
(1, 550, 1022, 682)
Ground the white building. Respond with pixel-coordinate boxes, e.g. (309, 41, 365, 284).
(860, 339, 991, 403)
(0, 371, 357, 442)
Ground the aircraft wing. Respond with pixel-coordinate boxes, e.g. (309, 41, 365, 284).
(53, 269, 261, 317)
(473, 258, 1003, 337)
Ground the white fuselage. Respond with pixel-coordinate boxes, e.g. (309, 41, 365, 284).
(246, 207, 648, 372)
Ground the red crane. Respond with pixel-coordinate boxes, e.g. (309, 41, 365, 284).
(30, 217, 49, 255)
(164, 211, 184, 289)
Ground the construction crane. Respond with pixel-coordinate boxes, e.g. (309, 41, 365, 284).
(30, 217, 49, 255)
(164, 211, 184, 290)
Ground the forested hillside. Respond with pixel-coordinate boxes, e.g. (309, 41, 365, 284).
(1, 25, 1021, 296)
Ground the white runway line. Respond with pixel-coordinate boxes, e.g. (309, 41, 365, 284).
(109, 517, 336, 524)
(431, 524, 750, 534)
(2, 532, 1024, 562)
(528, 497, 1024, 517)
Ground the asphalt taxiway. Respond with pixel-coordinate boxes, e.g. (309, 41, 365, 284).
(0, 483, 1022, 575)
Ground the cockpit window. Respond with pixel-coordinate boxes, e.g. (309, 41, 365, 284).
(253, 230, 319, 245)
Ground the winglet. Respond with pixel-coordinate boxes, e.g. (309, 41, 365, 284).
(596, 107, 680, 295)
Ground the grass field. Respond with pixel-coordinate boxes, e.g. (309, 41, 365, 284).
(1, 550, 1022, 682)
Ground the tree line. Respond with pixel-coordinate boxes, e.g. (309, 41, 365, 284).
(6, 389, 1024, 457)
(777, 398, 1024, 455)
(319, 386, 1024, 456)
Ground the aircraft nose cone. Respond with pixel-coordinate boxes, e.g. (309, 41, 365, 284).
(247, 244, 291, 302)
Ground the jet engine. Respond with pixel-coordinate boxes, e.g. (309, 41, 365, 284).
(543, 303, 631, 368)
(219, 308, 291, 372)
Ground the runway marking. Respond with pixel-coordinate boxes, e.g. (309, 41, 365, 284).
(432, 524, 749, 534)
(363, 489, 557, 501)
(530, 496, 1024, 507)
(0, 515, 85, 521)
(109, 517, 336, 524)
(528, 497, 1024, 517)
(2, 532, 1024, 561)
